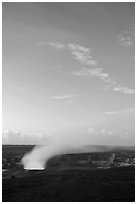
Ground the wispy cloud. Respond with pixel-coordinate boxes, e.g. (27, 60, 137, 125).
(103, 111, 117, 115)
(88, 127, 97, 134)
(47, 42, 97, 66)
(52, 94, 77, 100)
(72, 67, 112, 83)
(52, 94, 77, 104)
(47, 41, 134, 95)
(88, 127, 114, 135)
(72, 67, 134, 95)
(103, 107, 135, 116)
(100, 128, 106, 134)
(47, 42, 65, 50)
(100, 128, 114, 135)
(67, 43, 97, 66)
(117, 26, 135, 48)
(112, 85, 135, 94)
(108, 131, 114, 135)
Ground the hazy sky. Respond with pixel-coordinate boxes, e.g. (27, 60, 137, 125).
(2, 2, 135, 145)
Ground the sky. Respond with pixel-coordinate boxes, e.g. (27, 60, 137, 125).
(2, 2, 135, 145)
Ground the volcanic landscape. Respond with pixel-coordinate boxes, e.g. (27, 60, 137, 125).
(2, 145, 135, 202)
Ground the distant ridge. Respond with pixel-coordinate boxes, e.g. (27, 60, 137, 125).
(66, 144, 135, 154)
(2, 144, 135, 151)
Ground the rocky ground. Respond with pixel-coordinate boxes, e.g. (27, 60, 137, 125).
(2, 166, 135, 202)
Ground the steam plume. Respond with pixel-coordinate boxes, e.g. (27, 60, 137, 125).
(21, 133, 126, 170)
(21, 134, 86, 169)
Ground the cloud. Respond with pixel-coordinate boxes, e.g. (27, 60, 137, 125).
(72, 68, 134, 95)
(47, 41, 134, 95)
(102, 108, 135, 116)
(67, 43, 91, 53)
(67, 43, 97, 66)
(113, 85, 135, 95)
(72, 67, 112, 83)
(103, 111, 117, 115)
(52, 94, 77, 104)
(45, 42, 65, 50)
(117, 26, 135, 48)
(2, 130, 48, 145)
(100, 128, 106, 134)
(108, 131, 114, 135)
(88, 127, 114, 136)
(47, 42, 97, 66)
(100, 128, 114, 135)
(52, 94, 77, 100)
(88, 127, 98, 134)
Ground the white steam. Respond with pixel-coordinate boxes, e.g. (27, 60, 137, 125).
(21, 134, 85, 169)
(22, 144, 73, 169)
(21, 134, 117, 170)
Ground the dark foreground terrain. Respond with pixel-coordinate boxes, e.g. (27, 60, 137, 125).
(2, 166, 135, 202)
(2, 145, 135, 202)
